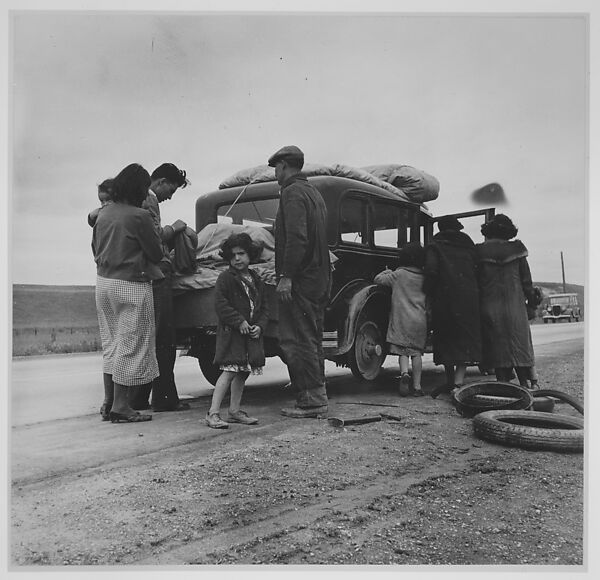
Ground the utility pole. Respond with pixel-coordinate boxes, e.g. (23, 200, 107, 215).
(561, 251, 566, 293)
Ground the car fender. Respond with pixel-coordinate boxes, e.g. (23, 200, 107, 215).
(325, 280, 391, 356)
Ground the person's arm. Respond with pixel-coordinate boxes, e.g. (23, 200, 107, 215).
(142, 194, 186, 244)
(88, 207, 101, 228)
(279, 189, 309, 279)
(253, 278, 270, 333)
(214, 274, 247, 328)
(519, 256, 534, 303)
(374, 268, 394, 287)
(135, 212, 165, 264)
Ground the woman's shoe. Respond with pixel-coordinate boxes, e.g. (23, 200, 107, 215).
(100, 403, 112, 421)
(411, 388, 425, 397)
(109, 411, 152, 423)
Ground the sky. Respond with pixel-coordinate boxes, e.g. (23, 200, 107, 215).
(7, 4, 590, 286)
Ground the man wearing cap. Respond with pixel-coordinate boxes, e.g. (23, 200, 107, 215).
(424, 216, 481, 397)
(269, 146, 331, 418)
(129, 163, 193, 412)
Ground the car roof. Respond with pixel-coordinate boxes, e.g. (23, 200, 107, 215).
(196, 175, 427, 212)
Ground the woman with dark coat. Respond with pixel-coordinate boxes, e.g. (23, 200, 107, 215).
(424, 216, 482, 397)
(475, 214, 535, 385)
(206, 233, 270, 429)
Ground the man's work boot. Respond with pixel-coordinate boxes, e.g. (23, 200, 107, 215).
(280, 405, 328, 418)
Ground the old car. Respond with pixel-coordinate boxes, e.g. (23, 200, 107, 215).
(542, 293, 581, 323)
(173, 174, 494, 385)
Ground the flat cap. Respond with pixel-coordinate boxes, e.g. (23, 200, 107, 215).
(267, 145, 304, 167)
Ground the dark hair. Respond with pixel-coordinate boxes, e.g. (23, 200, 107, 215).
(112, 164, 151, 207)
(481, 213, 518, 240)
(219, 233, 262, 263)
(97, 178, 114, 197)
(398, 241, 425, 268)
(151, 163, 189, 188)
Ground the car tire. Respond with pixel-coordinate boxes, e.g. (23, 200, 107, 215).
(452, 381, 533, 418)
(473, 410, 584, 453)
(349, 316, 386, 381)
(533, 389, 584, 415)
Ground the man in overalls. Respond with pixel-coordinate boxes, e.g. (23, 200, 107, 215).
(269, 146, 331, 418)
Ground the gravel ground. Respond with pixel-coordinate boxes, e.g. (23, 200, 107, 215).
(11, 344, 585, 567)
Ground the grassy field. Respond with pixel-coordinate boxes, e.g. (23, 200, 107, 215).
(12, 285, 100, 356)
(11, 282, 584, 356)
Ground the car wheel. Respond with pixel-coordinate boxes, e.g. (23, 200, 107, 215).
(349, 317, 386, 381)
(473, 410, 583, 453)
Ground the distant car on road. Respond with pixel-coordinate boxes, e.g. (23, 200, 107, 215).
(542, 293, 581, 323)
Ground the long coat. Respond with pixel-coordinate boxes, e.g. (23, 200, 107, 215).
(424, 230, 482, 365)
(374, 266, 427, 351)
(475, 239, 535, 368)
(274, 174, 331, 301)
(213, 268, 269, 367)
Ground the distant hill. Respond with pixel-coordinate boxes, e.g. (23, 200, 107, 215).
(13, 284, 99, 328)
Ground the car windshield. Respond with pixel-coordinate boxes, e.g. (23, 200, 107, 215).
(216, 198, 279, 228)
(550, 296, 571, 306)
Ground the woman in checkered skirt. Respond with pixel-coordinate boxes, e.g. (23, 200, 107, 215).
(92, 163, 164, 423)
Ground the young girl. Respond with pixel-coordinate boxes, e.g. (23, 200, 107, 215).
(374, 242, 427, 397)
(206, 233, 269, 429)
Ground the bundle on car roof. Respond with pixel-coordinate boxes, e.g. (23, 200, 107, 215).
(218, 162, 439, 203)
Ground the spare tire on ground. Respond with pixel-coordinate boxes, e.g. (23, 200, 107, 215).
(473, 410, 584, 453)
(532, 389, 584, 415)
(452, 381, 534, 417)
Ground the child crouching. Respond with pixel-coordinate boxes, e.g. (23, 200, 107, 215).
(206, 233, 269, 429)
(374, 242, 427, 397)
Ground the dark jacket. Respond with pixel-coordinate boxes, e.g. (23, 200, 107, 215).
(424, 230, 481, 364)
(274, 174, 330, 300)
(476, 239, 535, 368)
(213, 267, 269, 367)
(92, 202, 164, 282)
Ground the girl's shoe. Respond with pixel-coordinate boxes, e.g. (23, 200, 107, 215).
(206, 412, 229, 429)
(411, 388, 425, 397)
(227, 410, 258, 425)
(398, 373, 411, 397)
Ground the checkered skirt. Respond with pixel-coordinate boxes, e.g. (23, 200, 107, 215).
(95, 276, 159, 386)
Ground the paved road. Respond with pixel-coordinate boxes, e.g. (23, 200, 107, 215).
(11, 322, 584, 427)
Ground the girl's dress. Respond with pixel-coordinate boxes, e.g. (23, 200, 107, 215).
(213, 267, 269, 374)
(374, 266, 427, 356)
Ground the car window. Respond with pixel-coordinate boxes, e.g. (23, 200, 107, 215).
(340, 196, 368, 245)
(217, 198, 279, 228)
(372, 202, 410, 248)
